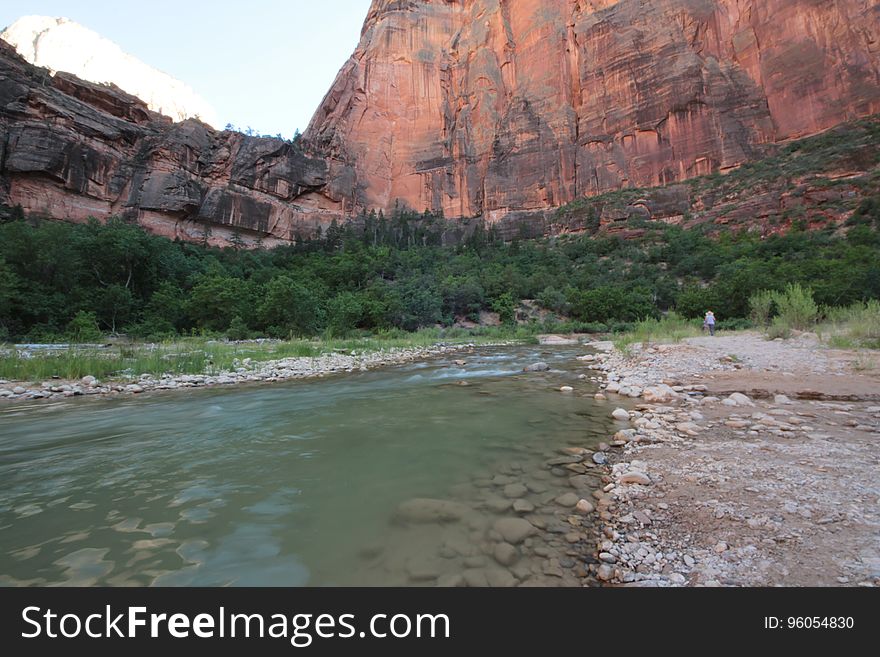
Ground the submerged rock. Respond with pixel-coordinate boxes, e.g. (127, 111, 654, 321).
(395, 498, 471, 524)
(493, 518, 537, 545)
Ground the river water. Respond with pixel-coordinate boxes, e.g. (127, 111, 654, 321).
(0, 345, 614, 587)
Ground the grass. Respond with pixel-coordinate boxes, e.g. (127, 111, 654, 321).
(612, 313, 705, 352)
(852, 351, 877, 372)
(0, 327, 538, 384)
(819, 300, 880, 350)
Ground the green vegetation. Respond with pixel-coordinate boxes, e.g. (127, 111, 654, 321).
(1, 202, 879, 346)
(612, 313, 704, 352)
(821, 301, 880, 350)
(0, 117, 878, 356)
(749, 284, 880, 350)
(0, 327, 536, 383)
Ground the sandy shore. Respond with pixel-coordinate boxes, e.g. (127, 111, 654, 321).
(582, 332, 880, 587)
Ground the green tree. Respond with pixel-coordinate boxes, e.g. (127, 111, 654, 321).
(67, 310, 103, 343)
(258, 276, 325, 336)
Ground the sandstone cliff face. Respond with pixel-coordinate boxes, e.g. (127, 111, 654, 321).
(307, 0, 880, 222)
(2, 16, 221, 127)
(1, 2, 879, 246)
(0, 41, 353, 246)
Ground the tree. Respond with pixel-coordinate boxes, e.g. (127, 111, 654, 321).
(92, 284, 134, 334)
(67, 310, 103, 343)
(492, 292, 517, 325)
(258, 276, 325, 336)
(187, 274, 246, 332)
(327, 292, 365, 335)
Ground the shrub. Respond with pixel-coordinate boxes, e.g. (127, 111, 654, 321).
(767, 317, 792, 340)
(492, 292, 517, 325)
(226, 316, 252, 341)
(67, 311, 103, 343)
(748, 290, 776, 327)
(773, 283, 818, 330)
(716, 318, 753, 332)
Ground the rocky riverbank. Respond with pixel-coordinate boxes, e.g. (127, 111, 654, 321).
(581, 332, 880, 587)
(0, 343, 502, 403)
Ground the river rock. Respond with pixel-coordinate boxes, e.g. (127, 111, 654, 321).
(485, 568, 518, 587)
(12, 386, 26, 395)
(619, 471, 652, 486)
(642, 385, 679, 403)
(576, 499, 595, 514)
(126, 384, 144, 394)
(568, 475, 597, 491)
(725, 392, 755, 407)
(81, 375, 97, 386)
(462, 569, 490, 587)
(395, 498, 471, 524)
(555, 492, 580, 507)
(676, 422, 701, 436)
(406, 558, 444, 582)
(559, 386, 574, 393)
(493, 518, 537, 545)
(597, 564, 615, 581)
(524, 362, 550, 373)
(605, 382, 621, 393)
(612, 408, 631, 421)
(436, 574, 465, 587)
(512, 499, 534, 514)
(486, 498, 513, 513)
(503, 483, 528, 499)
(493, 542, 519, 567)
(774, 394, 793, 405)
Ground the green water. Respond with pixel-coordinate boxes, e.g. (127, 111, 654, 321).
(0, 346, 614, 587)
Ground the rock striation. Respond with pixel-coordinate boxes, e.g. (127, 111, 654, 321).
(307, 0, 880, 221)
(1, 2, 879, 245)
(0, 39, 354, 246)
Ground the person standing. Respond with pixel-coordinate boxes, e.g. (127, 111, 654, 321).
(704, 311, 716, 336)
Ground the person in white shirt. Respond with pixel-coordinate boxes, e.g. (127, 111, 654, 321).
(704, 311, 716, 336)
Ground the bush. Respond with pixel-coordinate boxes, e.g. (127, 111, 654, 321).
(748, 290, 776, 327)
(767, 317, 792, 340)
(67, 311, 103, 343)
(716, 318, 753, 331)
(569, 286, 656, 323)
(226, 316, 252, 341)
(492, 292, 517, 325)
(822, 299, 880, 349)
(773, 283, 818, 330)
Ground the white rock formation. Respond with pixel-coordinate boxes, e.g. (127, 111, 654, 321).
(1, 16, 220, 127)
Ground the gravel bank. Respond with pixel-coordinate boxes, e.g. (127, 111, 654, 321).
(0, 343, 505, 403)
(580, 333, 880, 587)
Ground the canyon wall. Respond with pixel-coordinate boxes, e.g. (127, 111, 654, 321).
(307, 0, 880, 222)
(1, 1, 879, 244)
(0, 40, 355, 246)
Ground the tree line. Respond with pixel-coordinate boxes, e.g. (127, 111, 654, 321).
(0, 202, 878, 342)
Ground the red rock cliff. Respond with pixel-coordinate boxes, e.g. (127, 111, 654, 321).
(306, 0, 880, 221)
(1, 2, 878, 244)
(0, 40, 354, 246)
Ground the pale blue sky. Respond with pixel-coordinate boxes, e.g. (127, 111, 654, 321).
(0, 0, 371, 138)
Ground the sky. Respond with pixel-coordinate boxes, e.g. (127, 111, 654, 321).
(0, 0, 372, 138)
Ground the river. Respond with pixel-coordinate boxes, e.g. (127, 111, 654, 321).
(0, 345, 613, 587)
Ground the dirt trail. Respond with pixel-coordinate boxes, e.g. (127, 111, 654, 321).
(586, 332, 880, 587)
